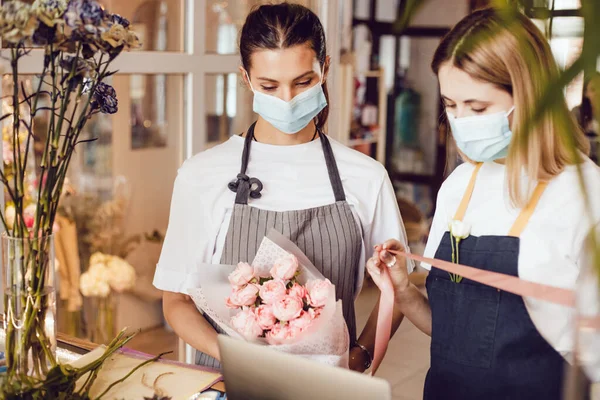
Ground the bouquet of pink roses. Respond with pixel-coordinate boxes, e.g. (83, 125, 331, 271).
(226, 255, 333, 344)
(188, 230, 349, 367)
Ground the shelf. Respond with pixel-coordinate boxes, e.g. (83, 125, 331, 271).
(361, 70, 383, 78)
(349, 137, 378, 146)
(389, 171, 435, 185)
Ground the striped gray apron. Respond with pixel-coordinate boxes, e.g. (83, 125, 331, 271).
(196, 122, 362, 368)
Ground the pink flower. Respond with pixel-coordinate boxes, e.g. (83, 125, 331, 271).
(228, 262, 255, 287)
(270, 254, 299, 281)
(225, 284, 259, 308)
(255, 304, 276, 330)
(266, 323, 292, 344)
(231, 308, 263, 340)
(288, 282, 307, 299)
(272, 295, 303, 322)
(289, 310, 313, 330)
(306, 279, 333, 308)
(259, 280, 287, 305)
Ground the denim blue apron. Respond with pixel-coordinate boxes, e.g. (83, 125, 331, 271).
(424, 163, 565, 399)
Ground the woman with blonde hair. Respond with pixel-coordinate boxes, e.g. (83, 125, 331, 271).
(367, 7, 600, 399)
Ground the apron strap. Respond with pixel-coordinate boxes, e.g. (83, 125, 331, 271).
(453, 163, 483, 221)
(319, 131, 346, 202)
(228, 122, 264, 205)
(507, 181, 548, 237)
(228, 123, 346, 204)
(452, 162, 548, 238)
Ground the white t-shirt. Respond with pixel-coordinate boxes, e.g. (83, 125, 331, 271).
(153, 135, 413, 297)
(423, 158, 600, 360)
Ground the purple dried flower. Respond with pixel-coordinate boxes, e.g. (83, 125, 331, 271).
(64, 0, 105, 28)
(60, 55, 90, 77)
(90, 82, 118, 114)
(110, 13, 129, 29)
(32, 21, 57, 45)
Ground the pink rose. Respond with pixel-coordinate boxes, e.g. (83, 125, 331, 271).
(288, 282, 307, 299)
(231, 308, 263, 340)
(306, 279, 333, 308)
(255, 304, 276, 330)
(270, 254, 298, 281)
(228, 262, 255, 287)
(266, 323, 292, 344)
(272, 295, 303, 322)
(226, 284, 259, 308)
(259, 280, 287, 305)
(289, 310, 313, 330)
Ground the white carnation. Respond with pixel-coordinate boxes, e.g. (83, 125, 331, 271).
(107, 256, 136, 293)
(88, 262, 111, 284)
(90, 252, 110, 266)
(80, 270, 110, 298)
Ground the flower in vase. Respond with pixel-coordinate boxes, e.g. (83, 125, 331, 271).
(101, 21, 126, 48)
(23, 203, 37, 229)
(106, 256, 136, 293)
(80, 269, 110, 297)
(32, 21, 58, 45)
(64, 0, 105, 29)
(32, 0, 68, 27)
(88, 262, 111, 283)
(60, 55, 91, 85)
(109, 13, 130, 29)
(0, 1, 39, 44)
(90, 82, 118, 114)
(89, 251, 110, 266)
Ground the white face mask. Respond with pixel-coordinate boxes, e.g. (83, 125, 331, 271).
(447, 106, 515, 162)
(245, 69, 328, 134)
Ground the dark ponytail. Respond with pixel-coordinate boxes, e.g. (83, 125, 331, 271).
(239, 3, 329, 131)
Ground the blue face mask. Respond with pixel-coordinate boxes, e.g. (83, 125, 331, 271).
(245, 70, 328, 134)
(447, 106, 515, 162)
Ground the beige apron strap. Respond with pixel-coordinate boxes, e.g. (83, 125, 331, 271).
(508, 182, 548, 237)
(453, 163, 483, 221)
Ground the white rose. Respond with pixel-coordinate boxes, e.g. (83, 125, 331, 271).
(450, 220, 471, 240)
(107, 256, 136, 293)
(80, 271, 110, 298)
(90, 252, 110, 266)
(88, 263, 111, 284)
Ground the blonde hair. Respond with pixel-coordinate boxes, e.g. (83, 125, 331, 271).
(432, 8, 589, 207)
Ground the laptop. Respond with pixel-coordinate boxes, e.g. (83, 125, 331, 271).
(217, 335, 392, 400)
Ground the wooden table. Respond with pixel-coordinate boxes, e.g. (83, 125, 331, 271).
(57, 333, 226, 397)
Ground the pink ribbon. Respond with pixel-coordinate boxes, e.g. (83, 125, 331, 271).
(372, 250, 600, 375)
(371, 265, 394, 375)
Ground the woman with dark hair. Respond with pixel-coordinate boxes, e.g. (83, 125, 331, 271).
(153, 3, 413, 371)
(573, 72, 600, 163)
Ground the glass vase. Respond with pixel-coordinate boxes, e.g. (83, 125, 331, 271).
(1, 234, 57, 381)
(89, 295, 116, 345)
